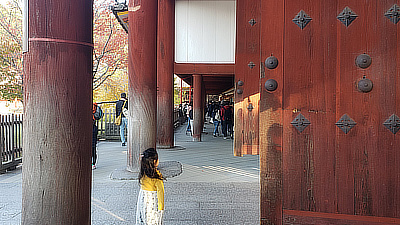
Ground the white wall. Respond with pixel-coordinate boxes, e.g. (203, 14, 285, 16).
(175, 0, 236, 63)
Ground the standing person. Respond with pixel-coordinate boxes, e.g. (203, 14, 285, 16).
(186, 103, 193, 135)
(188, 103, 194, 136)
(211, 105, 221, 137)
(178, 104, 184, 125)
(136, 148, 164, 225)
(206, 101, 213, 119)
(92, 102, 103, 170)
(220, 101, 233, 139)
(116, 93, 128, 146)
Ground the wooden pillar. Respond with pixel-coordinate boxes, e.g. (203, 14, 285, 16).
(189, 86, 192, 103)
(234, 0, 260, 157)
(22, 0, 93, 224)
(192, 74, 202, 141)
(259, 0, 283, 224)
(127, 0, 158, 171)
(201, 81, 206, 130)
(180, 79, 183, 105)
(157, 0, 175, 148)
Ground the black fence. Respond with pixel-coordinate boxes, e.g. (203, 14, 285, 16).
(96, 108, 121, 140)
(0, 109, 182, 173)
(1, 114, 23, 173)
(95, 108, 182, 140)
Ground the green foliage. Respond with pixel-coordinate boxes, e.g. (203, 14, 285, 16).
(0, 0, 128, 103)
(174, 76, 181, 106)
(93, 68, 128, 107)
(93, 0, 128, 92)
(0, 0, 23, 101)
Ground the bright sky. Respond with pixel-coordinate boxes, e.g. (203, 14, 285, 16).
(0, 0, 9, 6)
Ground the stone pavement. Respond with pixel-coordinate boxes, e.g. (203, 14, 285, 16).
(0, 122, 260, 224)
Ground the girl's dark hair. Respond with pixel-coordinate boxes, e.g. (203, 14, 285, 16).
(138, 148, 163, 182)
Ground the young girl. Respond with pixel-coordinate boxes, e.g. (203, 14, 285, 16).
(136, 148, 164, 225)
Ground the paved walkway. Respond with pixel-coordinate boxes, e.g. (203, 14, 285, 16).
(1, 122, 260, 224)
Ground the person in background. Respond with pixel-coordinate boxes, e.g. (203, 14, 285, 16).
(136, 148, 165, 225)
(116, 93, 128, 146)
(92, 103, 99, 170)
(220, 101, 233, 139)
(186, 103, 193, 135)
(178, 104, 185, 125)
(211, 104, 221, 137)
(188, 103, 194, 136)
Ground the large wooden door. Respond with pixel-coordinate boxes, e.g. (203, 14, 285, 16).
(259, 0, 400, 224)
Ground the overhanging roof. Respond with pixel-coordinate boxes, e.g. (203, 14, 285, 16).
(111, 3, 129, 33)
(110, 3, 235, 96)
(175, 63, 234, 95)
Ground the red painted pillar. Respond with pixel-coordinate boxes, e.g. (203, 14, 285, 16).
(127, 0, 158, 171)
(201, 81, 205, 130)
(180, 79, 183, 105)
(157, 0, 175, 148)
(189, 86, 192, 103)
(192, 74, 202, 141)
(22, 0, 92, 224)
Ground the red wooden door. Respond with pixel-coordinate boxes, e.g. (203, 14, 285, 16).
(259, 1, 400, 224)
(234, 0, 261, 156)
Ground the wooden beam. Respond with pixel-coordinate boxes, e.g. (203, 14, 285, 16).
(174, 63, 234, 75)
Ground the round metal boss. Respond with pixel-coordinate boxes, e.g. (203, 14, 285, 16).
(357, 78, 373, 93)
(236, 88, 243, 94)
(355, 54, 372, 69)
(237, 80, 244, 86)
(265, 79, 278, 92)
(265, 56, 279, 69)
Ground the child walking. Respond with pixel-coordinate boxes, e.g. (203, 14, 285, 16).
(136, 148, 165, 225)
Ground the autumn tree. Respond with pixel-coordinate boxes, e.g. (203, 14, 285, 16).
(93, 0, 128, 100)
(0, 0, 23, 101)
(0, 0, 128, 102)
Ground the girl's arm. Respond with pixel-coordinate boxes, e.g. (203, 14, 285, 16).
(155, 179, 164, 211)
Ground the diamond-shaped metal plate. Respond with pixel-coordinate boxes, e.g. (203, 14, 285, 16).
(291, 113, 311, 133)
(248, 19, 257, 26)
(337, 7, 358, 27)
(385, 4, 400, 24)
(336, 114, 356, 134)
(383, 114, 400, 134)
(292, 10, 312, 29)
(248, 62, 255, 69)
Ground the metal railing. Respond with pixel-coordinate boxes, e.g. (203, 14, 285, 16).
(95, 108, 182, 140)
(1, 114, 23, 173)
(0, 109, 182, 172)
(96, 108, 121, 140)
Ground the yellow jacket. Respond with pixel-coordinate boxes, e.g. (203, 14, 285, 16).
(140, 173, 164, 211)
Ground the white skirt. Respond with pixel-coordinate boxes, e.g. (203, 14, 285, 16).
(136, 189, 164, 225)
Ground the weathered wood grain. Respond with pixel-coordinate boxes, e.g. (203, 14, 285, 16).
(22, 0, 93, 223)
(127, 0, 158, 172)
(234, 0, 261, 157)
(157, 0, 175, 148)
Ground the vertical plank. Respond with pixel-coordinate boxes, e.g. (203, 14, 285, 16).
(0, 115, 4, 172)
(335, 0, 369, 216)
(259, 0, 284, 223)
(361, 0, 400, 218)
(234, 0, 260, 156)
(11, 114, 15, 164)
(282, 0, 337, 214)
